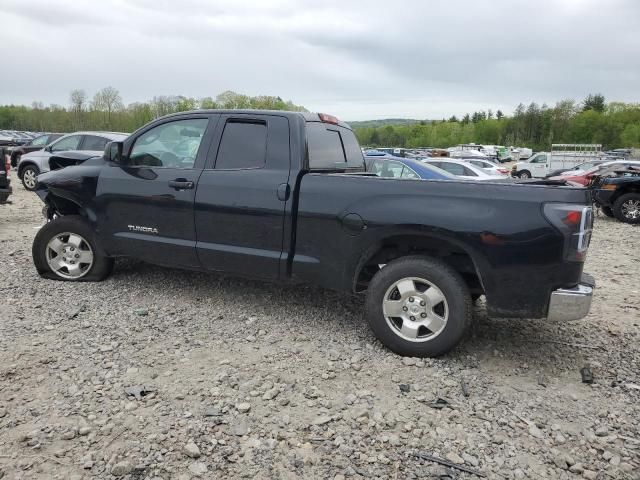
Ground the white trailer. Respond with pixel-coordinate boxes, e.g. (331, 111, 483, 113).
(511, 144, 603, 178)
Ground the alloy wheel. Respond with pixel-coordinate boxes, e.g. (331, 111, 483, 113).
(45, 232, 94, 279)
(382, 276, 449, 343)
(23, 169, 37, 189)
(621, 199, 640, 220)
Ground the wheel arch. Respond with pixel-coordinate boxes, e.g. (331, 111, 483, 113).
(43, 192, 97, 224)
(17, 160, 39, 179)
(353, 233, 486, 296)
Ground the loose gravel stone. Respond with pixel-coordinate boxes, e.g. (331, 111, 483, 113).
(183, 441, 201, 458)
(0, 186, 638, 480)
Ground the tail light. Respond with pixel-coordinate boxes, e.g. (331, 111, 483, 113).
(543, 204, 593, 261)
(4, 153, 9, 178)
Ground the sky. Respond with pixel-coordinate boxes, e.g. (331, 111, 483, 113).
(1, 0, 639, 120)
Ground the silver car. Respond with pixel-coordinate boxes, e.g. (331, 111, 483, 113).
(423, 159, 506, 181)
(18, 131, 128, 190)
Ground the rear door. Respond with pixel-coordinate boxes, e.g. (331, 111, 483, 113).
(96, 115, 216, 268)
(194, 113, 291, 279)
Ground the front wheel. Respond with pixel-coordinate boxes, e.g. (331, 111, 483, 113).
(32, 215, 114, 281)
(518, 170, 531, 179)
(365, 255, 472, 357)
(613, 193, 640, 224)
(21, 165, 39, 191)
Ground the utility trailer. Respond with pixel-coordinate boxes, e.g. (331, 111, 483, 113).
(512, 144, 603, 179)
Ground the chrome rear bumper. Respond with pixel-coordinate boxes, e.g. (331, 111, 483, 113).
(547, 273, 595, 321)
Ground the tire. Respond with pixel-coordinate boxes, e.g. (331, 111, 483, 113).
(518, 170, 531, 179)
(600, 206, 615, 218)
(21, 165, 40, 191)
(364, 255, 472, 357)
(32, 215, 114, 281)
(612, 193, 640, 224)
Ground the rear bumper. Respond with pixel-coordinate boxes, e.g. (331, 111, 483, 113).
(547, 273, 595, 321)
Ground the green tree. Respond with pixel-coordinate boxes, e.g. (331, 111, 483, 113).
(582, 93, 605, 113)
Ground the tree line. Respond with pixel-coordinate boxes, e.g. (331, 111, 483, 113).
(1, 89, 639, 150)
(354, 95, 640, 150)
(0, 88, 307, 134)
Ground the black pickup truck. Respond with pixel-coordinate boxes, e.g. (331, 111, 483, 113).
(31, 110, 595, 357)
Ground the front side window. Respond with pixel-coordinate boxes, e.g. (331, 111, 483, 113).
(30, 135, 49, 147)
(129, 118, 208, 168)
(215, 121, 267, 169)
(50, 135, 82, 152)
(531, 154, 547, 164)
(81, 135, 109, 151)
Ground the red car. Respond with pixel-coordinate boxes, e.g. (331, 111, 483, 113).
(549, 161, 640, 186)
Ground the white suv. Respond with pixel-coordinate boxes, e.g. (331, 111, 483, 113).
(18, 131, 128, 190)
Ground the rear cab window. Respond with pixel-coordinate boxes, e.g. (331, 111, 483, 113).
(306, 122, 364, 171)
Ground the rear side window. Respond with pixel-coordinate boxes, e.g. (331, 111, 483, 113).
(50, 135, 82, 152)
(30, 135, 49, 147)
(215, 121, 267, 169)
(438, 162, 469, 176)
(306, 123, 364, 170)
(81, 135, 109, 151)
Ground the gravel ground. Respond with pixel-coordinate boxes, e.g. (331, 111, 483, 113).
(0, 184, 639, 480)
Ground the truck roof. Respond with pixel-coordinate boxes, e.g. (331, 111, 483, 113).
(155, 109, 353, 130)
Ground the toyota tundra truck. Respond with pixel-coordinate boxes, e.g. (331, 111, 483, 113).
(31, 110, 595, 357)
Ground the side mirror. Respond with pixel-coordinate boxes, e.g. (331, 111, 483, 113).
(44, 145, 52, 153)
(105, 141, 123, 163)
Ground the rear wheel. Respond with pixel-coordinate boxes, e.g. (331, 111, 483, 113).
(365, 255, 472, 357)
(613, 193, 640, 224)
(33, 215, 113, 281)
(21, 165, 39, 191)
(518, 170, 531, 179)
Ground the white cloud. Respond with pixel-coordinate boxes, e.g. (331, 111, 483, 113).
(1, 0, 638, 119)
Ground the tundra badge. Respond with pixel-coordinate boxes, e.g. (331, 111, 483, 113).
(128, 225, 159, 234)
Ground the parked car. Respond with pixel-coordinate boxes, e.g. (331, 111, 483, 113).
(0, 153, 11, 203)
(423, 159, 506, 181)
(9, 133, 64, 167)
(548, 161, 640, 186)
(461, 158, 510, 176)
(18, 131, 128, 190)
(366, 156, 454, 180)
(590, 165, 640, 223)
(32, 109, 595, 357)
(547, 160, 608, 178)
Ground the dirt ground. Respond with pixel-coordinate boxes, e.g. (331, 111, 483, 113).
(0, 182, 638, 480)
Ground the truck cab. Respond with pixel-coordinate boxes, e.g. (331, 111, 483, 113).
(512, 152, 550, 178)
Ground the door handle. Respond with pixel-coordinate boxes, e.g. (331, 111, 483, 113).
(168, 179, 195, 190)
(277, 183, 290, 201)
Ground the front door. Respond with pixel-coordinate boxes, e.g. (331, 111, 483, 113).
(96, 115, 216, 268)
(194, 113, 292, 279)
(529, 154, 548, 177)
